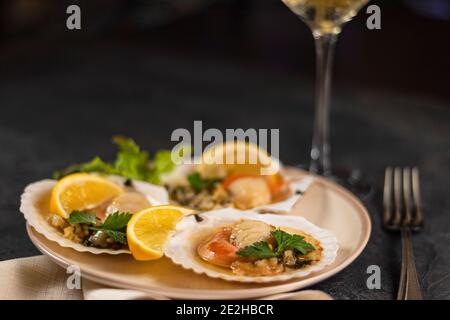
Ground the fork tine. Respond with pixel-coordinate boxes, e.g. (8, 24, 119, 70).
(393, 167, 403, 227)
(383, 167, 393, 227)
(402, 168, 412, 226)
(411, 167, 424, 229)
(383, 167, 423, 300)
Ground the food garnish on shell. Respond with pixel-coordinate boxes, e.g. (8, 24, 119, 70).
(197, 219, 320, 277)
(164, 209, 338, 283)
(20, 174, 170, 254)
(165, 142, 313, 212)
(47, 174, 169, 250)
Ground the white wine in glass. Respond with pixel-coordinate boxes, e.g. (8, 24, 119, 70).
(282, 0, 369, 181)
(283, 0, 368, 35)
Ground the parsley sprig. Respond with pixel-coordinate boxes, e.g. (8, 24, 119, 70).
(187, 172, 222, 192)
(68, 211, 133, 245)
(236, 229, 315, 259)
(235, 241, 277, 259)
(68, 211, 97, 225)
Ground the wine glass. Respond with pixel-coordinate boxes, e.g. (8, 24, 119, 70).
(282, 0, 372, 197)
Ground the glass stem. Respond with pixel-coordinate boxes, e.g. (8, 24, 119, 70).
(309, 32, 338, 176)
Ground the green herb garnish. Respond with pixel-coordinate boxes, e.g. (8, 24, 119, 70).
(53, 136, 177, 185)
(152, 150, 176, 178)
(187, 172, 222, 192)
(111, 136, 151, 181)
(90, 212, 133, 244)
(53, 157, 115, 180)
(68, 211, 133, 245)
(103, 230, 127, 244)
(68, 211, 97, 225)
(235, 241, 277, 259)
(272, 230, 316, 255)
(236, 229, 315, 259)
(100, 212, 133, 231)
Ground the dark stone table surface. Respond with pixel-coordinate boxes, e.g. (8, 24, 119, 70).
(0, 43, 449, 299)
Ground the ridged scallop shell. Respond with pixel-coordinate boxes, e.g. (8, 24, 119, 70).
(20, 176, 169, 255)
(164, 209, 338, 283)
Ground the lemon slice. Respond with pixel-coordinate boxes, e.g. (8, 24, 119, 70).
(197, 141, 279, 178)
(126, 205, 194, 261)
(50, 173, 123, 218)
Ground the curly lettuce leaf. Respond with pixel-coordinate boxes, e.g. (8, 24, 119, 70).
(112, 136, 150, 181)
(52, 157, 115, 180)
(53, 136, 177, 184)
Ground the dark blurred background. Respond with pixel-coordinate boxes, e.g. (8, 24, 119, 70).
(1, 0, 449, 175)
(1, 0, 450, 100)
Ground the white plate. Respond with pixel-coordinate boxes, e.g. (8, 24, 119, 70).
(26, 168, 371, 299)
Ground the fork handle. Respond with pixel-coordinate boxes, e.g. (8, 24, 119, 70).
(397, 228, 422, 300)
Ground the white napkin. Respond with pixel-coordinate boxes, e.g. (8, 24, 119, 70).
(0, 255, 331, 300)
(82, 281, 170, 300)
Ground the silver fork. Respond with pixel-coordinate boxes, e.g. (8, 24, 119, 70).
(383, 167, 424, 300)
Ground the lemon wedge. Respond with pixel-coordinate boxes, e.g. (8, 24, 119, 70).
(126, 205, 194, 261)
(197, 141, 279, 178)
(50, 173, 123, 218)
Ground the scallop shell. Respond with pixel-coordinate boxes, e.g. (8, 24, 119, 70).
(164, 209, 338, 283)
(162, 161, 315, 213)
(20, 176, 170, 255)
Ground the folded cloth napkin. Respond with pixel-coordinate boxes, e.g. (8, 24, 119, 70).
(0, 256, 332, 300)
(0, 255, 82, 300)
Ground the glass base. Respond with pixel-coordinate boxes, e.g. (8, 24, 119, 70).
(296, 164, 374, 201)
